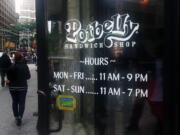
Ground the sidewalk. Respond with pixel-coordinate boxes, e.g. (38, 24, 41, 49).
(0, 64, 38, 135)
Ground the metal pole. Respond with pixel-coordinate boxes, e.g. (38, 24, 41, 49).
(27, 30, 30, 48)
(1, 36, 3, 51)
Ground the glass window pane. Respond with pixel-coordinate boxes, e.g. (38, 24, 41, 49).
(47, 0, 166, 135)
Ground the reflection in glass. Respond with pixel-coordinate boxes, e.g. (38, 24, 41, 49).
(46, 0, 165, 135)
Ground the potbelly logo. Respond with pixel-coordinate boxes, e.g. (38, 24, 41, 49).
(65, 14, 139, 49)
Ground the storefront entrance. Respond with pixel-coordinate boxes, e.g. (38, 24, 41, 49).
(36, 0, 179, 135)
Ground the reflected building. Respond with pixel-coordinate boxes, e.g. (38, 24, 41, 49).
(18, 0, 36, 23)
(0, 0, 18, 50)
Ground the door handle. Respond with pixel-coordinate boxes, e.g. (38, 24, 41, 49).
(37, 90, 46, 96)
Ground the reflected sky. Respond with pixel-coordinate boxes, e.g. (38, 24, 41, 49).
(15, 0, 23, 13)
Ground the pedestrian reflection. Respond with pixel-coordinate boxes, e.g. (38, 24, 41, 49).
(126, 43, 164, 135)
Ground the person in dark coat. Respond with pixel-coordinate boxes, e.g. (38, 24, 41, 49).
(0, 53, 12, 87)
(7, 53, 31, 126)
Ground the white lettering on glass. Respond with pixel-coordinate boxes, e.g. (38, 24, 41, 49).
(65, 13, 139, 48)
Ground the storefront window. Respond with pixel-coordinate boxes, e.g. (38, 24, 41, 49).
(46, 0, 165, 135)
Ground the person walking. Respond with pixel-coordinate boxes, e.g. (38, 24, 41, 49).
(7, 53, 31, 126)
(0, 52, 12, 87)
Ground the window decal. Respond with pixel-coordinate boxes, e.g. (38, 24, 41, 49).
(65, 13, 139, 49)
